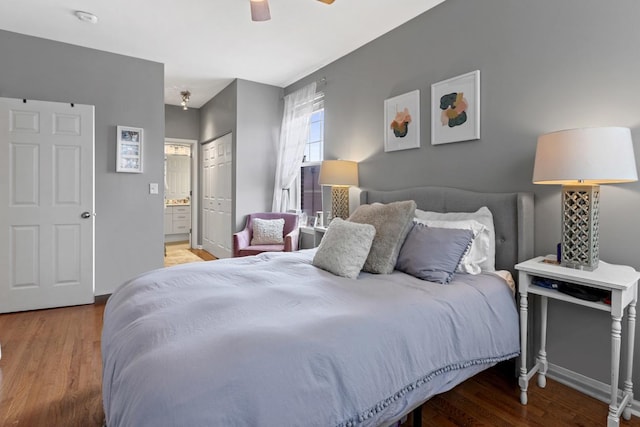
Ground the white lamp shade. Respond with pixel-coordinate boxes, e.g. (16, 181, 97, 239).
(318, 160, 358, 187)
(533, 127, 638, 185)
(250, 0, 271, 21)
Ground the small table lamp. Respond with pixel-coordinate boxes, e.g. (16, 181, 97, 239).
(533, 127, 638, 270)
(318, 160, 359, 221)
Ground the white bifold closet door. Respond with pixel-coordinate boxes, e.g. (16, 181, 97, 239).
(202, 132, 232, 259)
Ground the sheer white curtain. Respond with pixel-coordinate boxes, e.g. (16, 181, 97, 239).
(272, 81, 317, 212)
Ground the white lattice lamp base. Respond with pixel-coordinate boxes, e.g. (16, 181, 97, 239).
(561, 185, 600, 270)
(331, 186, 350, 220)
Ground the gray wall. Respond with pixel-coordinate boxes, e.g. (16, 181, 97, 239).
(200, 80, 238, 144)
(165, 104, 200, 140)
(235, 79, 282, 229)
(0, 30, 165, 296)
(287, 0, 640, 389)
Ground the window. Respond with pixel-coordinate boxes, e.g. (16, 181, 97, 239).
(299, 93, 324, 219)
(303, 108, 324, 163)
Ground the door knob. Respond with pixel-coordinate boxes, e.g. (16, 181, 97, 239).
(81, 211, 92, 219)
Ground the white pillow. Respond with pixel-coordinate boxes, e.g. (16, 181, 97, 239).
(414, 206, 495, 271)
(251, 218, 285, 245)
(312, 218, 376, 279)
(413, 218, 487, 275)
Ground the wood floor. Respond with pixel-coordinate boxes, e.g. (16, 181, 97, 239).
(190, 246, 216, 261)
(0, 301, 106, 427)
(164, 241, 216, 267)
(1, 294, 639, 426)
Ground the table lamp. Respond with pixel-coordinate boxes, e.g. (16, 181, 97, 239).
(533, 127, 637, 270)
(318, 160, 358, 221)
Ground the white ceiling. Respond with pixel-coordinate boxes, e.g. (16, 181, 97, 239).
(0, 0, 445, 108)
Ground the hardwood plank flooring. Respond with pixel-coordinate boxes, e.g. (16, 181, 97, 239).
(190, 247, 216, 261)
(164, 240, 216, 267)
(0, 302, 105, 427)
(1, 299, 639, 426)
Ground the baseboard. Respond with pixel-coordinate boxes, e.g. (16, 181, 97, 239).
(164, 234, 190, 243)
(95, 294, 111, 304)
(547, 363, 640, 416)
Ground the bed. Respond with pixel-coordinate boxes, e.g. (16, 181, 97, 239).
(102, 186, 534, 427)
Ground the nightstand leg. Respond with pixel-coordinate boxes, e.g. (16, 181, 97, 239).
(519, 292, 529, 405)
(623, 301, 636, 421)
(537, 296, 548, 388)
(608, 315, 622, 427)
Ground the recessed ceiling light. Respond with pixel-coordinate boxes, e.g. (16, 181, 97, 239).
(75, 11, 98, 24)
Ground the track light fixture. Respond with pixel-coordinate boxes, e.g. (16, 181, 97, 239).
(180, 91, 191, 111)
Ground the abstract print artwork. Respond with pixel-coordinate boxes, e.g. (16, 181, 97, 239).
(431, 70, 480, 145)
(384, 90, 420, 152)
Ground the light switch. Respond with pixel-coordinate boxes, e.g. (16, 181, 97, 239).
(149, 183, 159, 194)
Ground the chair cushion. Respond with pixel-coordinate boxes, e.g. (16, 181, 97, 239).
(238, 244, 286, 256)
(251, 218, 285, 245)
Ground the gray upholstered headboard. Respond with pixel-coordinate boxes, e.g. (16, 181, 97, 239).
(360, 186, 534, 277)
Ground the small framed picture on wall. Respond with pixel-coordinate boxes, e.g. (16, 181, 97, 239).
(384, 90, 421, 152)
(431, 70, 480, 145)
(116, 125, 143, 173)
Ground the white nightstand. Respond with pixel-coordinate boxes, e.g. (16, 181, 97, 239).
(516, 256, 640, 427)
(298, 225, 328, 249)
(313, 226, 327, 247)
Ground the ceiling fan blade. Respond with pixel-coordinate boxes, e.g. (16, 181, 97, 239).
(250, 0, 271, 21)
(317, 0, 335, 4)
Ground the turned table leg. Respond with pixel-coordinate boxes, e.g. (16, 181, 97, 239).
(623, 301, 636, 421)
(519, 292, 529, 405)
(608, 315, 622, 427)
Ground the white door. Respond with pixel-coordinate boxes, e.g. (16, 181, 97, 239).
(202, 140, 215, 255)
(202, 133, 232, 258)
(0, 98, 94, 313)
(165, 154, 191, 200)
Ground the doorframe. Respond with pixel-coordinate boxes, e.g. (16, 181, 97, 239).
(165, 138, 199, 248)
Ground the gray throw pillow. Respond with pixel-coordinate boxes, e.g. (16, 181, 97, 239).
(396, 223, 474, 284)
(348, 200, 417, 274)
(414, 206, 495, 271)
(312, 218, 376, 279)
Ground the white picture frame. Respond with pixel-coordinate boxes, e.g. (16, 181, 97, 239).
(384, 90, 420, 152)
(116, 125, 143, 173)
(431, 70, 480, 145)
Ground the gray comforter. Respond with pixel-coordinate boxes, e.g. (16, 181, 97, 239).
(102, 249, 519, 427)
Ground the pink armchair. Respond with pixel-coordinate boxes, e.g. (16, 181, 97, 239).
(233, 212, 299, 257)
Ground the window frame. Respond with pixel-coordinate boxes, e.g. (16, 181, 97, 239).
(296, 92, 325, 217)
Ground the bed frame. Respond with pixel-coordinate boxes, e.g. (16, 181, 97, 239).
(360, 186, 534, 426)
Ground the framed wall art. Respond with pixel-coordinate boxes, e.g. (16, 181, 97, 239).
(431, 70, 480, 145)
(116, 125, 143, 173)
(384, 90, 420, 152)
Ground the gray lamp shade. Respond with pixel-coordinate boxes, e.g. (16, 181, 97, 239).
(533, 127, 638, 185)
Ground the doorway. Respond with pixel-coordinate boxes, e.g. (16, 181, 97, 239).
(164, 138, 198, 248)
